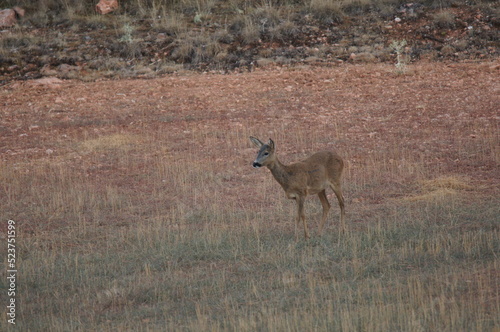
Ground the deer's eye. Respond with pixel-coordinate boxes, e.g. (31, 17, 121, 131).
(263, 152, 269, 156)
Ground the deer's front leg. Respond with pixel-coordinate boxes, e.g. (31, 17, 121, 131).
(296, 196, 309, 239)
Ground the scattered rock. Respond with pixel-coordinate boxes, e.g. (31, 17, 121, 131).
(0, 9, 17, 28)
(156, 33, 167, 42)
(96, 0, 119, 15)
(13, 6, 25, 17)
(0, 7, 24, 27)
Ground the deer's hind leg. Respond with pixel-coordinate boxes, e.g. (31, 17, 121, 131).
(318, 190, 331, 234)
(330, 182, 345, 227)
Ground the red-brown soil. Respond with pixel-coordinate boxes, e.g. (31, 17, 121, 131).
(1, 61, 499, 232)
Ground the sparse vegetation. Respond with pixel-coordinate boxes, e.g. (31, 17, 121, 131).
(432, 9, 456, 29)
(241, 16, 261, 45)
(0, 0, 498, 82)
(118, 23, 135, 44)
(390, 39, 408, 74)
(309, 0, 345, 24)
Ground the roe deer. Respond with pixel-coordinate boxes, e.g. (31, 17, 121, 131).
(250, 137, 345, 239)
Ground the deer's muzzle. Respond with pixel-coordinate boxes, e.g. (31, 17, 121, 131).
(252, 162, 262, 168)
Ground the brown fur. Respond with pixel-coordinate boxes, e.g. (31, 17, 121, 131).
(250, 137, 345, 239)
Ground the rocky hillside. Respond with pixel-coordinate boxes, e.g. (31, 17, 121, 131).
(0, 0, 498, 84)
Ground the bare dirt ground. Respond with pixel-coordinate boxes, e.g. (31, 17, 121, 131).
(2, 60, 499, 227)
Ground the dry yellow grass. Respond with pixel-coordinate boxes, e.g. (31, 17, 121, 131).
(400, 176, 473, 202)
(401, 187, 459, 202)
(2, 123, 497, 331)
(420, 176, 473, 191)
(79, 133, 141, 152)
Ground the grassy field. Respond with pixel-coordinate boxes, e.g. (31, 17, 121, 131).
(1, 63, 499, 331)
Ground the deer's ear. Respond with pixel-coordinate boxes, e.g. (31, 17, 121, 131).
(268, 138, 275, 150)
(249, 136, 264, 147)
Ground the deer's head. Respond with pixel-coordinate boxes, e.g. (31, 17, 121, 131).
(250, 136, 275, 168)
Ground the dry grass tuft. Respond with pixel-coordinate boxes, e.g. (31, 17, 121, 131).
(420, 175, 473, 191)
(309, 0, 344, 24)
(171, 32, 223, 63)
(401, 187, 458, 202)
(432, 9, 456, 29)
(401, 176, 473, 202)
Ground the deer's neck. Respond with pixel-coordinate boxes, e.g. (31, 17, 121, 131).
(268, 158, 291, 187)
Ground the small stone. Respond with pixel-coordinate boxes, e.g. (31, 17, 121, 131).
(95, 0, 119, 15)
(0, 9, 17, 28)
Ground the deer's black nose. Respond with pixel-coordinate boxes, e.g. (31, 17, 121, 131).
(252, 162, 262, 168)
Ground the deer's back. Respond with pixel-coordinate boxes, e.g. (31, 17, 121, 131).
(301, 151, 343, 173)
(286, 151, 343, 194)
